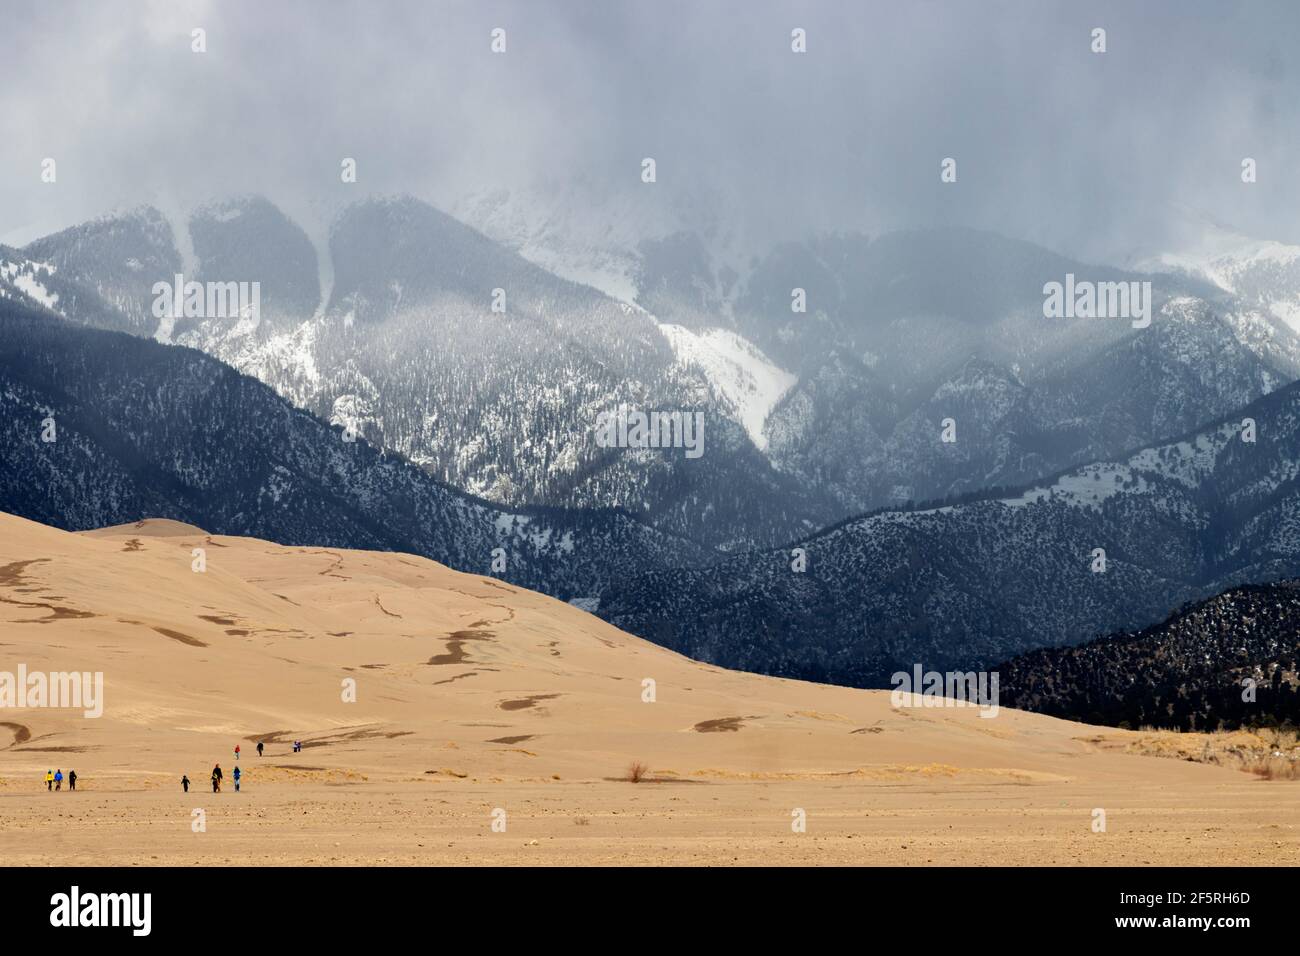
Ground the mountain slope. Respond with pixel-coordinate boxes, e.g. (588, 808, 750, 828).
(596, 374, 1300, 686)
(0, 297, 710, 598)
(21, 207, 182, 334)
(1134, 212, 1300, 373)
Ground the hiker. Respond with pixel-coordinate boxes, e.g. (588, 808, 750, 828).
(54, 769, 63, 791)
(256, 741, 263, 757)
(44, 770, 53, 791)
(235, 744, 240, 761)
(182, 774, 190, 793)
(68, 770, 76, 792)
(233, 765, 241, 792)
(211, 764, 223, 793)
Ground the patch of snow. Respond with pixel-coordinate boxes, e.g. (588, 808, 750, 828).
(1, 258, 60, 311)
(998, 463, 1135, 509)
(11, 272, 58, 309)
(153, 203, 199, 344)
(1268, 298, 1300, 335)
(993, 418, 1239, 512)
(658, 324, 795, 451)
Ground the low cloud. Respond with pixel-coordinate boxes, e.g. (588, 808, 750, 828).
(2, 0, 1296, 260)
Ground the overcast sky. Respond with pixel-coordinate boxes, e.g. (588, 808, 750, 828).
(2, 0, 1297, 262)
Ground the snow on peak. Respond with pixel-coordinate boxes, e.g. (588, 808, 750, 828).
(1152, 235, 1300, 295)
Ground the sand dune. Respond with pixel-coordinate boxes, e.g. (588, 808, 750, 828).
(0, 511, 1295, 865)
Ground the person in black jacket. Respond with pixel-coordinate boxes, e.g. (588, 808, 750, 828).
(182, 774, 190, 793)
(68, 769, 77, 791)
(211, 764, 223, 793)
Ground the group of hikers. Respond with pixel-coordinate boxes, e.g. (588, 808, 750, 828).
(43, 769, 75, 791)
(38, 738, 308, 794)
(182, 740, 266, 793)
(201, 763, 241, 793)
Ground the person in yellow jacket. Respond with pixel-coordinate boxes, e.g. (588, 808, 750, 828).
(44, 770, 53, 791)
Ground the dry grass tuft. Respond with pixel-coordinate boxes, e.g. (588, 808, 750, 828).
(1089, 726, 1300, 779)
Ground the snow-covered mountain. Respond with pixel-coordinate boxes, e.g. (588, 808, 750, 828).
(736, 229, 1291, 512)
(440, 202, 1300, 522)
(1129, 210, 1300, 377)
(1138, 221, 1300, 328)
(16, 197, 1300, 555)
(16, 197, 837, 551)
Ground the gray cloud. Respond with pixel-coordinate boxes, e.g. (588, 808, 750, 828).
(3, 0, 1297, 260)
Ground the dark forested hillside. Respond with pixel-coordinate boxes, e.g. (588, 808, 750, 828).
(597, 374, 1300, 685)
(997, 582, 1300, 731)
